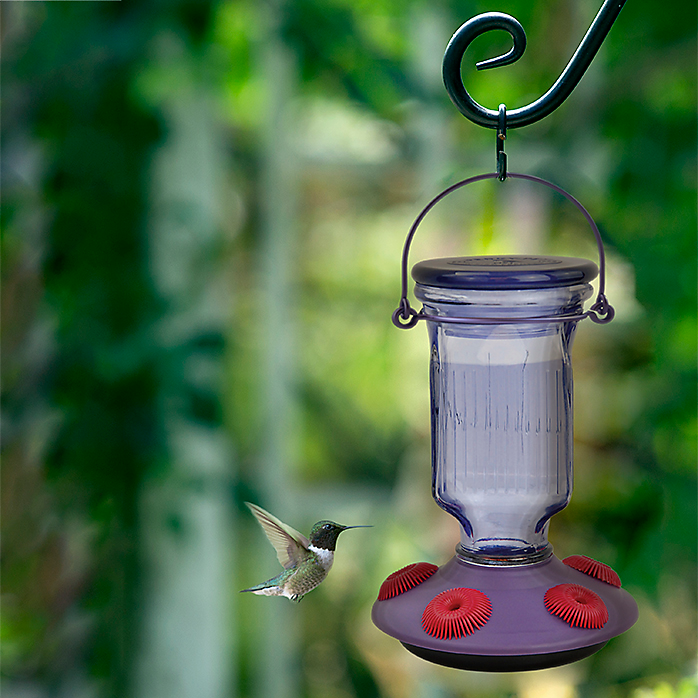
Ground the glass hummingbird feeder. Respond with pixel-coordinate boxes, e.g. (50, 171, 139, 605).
(371, 1, 638, 672)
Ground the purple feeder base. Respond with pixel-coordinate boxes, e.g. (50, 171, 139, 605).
(372, 554, 638, 672)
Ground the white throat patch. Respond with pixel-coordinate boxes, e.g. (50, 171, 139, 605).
(309, 544, 334, 571)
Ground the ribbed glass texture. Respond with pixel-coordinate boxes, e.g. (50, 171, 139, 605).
(415, 282, 593, 559)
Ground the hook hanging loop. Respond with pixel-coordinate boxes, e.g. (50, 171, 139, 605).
(443, 0, 627, 129)
(496, 105, 507, 181)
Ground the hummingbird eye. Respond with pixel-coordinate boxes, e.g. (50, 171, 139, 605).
(322, 524, 331, 530)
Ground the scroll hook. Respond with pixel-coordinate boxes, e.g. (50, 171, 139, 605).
(443, 0, 627, 129)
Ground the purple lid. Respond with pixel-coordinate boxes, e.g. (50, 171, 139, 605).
(412, 255, 598, 290)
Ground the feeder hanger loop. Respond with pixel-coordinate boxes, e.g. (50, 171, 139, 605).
(496, 104, 507, 181)
(442, 0, 627, 130)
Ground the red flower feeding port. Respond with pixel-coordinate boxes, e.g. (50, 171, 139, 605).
(563, 555, 622, 588)
(544, 584, 609, 629)
(378, 563, 439, 601)
(422, 588, 492, 640)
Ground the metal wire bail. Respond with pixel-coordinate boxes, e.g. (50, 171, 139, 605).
(391, 172, 616, 329)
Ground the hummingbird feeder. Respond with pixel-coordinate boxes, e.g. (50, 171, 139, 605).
(372, 0, 638, 672)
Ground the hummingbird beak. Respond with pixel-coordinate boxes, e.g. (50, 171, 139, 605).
(341, 525, 372, 530)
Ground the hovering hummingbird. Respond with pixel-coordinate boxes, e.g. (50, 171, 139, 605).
(240, 502, 370, 602)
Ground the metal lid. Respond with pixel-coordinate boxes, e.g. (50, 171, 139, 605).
(412, 255, 598, 290)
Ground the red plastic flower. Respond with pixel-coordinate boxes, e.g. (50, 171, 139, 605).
(544, 583, 609, 629)
(563, 555, 621, 587)
(422, 587, 492, 640)
(377, 562, 438, 601)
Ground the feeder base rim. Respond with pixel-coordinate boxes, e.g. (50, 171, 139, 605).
(400, 640, 608, 672)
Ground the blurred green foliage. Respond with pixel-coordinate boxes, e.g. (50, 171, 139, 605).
(1, 1, 696, 697)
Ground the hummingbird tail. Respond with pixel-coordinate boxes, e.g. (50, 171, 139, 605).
(240, 585, 283, 597)
(240, 577, 287, 596)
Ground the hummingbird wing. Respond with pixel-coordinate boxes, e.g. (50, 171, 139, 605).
(245, 502, 310, 570)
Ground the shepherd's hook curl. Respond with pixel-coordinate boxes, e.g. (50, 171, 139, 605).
(443, 1, 627, 129)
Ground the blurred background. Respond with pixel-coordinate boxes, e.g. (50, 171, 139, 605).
(1, 1, 696, 697)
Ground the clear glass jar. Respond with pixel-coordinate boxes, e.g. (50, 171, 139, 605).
(413, 256, 595, 563)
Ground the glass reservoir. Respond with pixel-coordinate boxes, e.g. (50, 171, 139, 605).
(413, 256, 596, 563)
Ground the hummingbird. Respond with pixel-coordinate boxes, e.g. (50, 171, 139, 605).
(240, 502, 370, 602)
